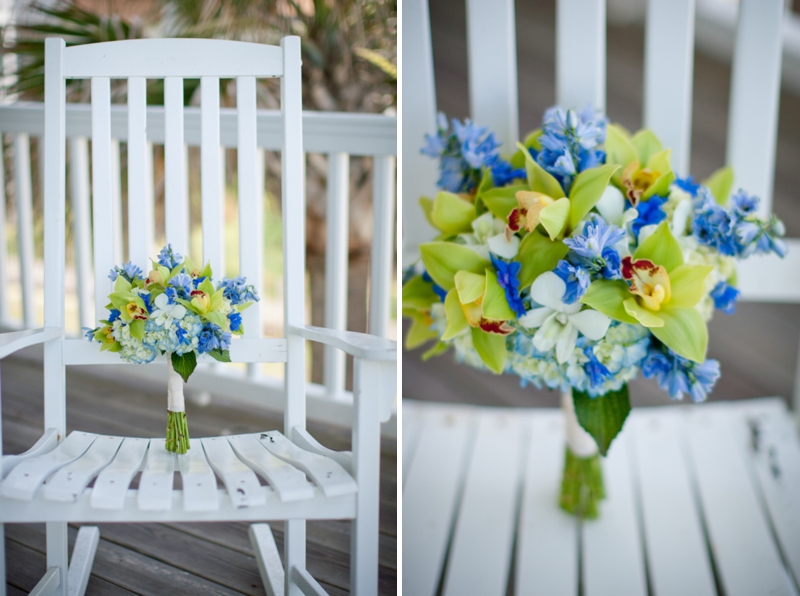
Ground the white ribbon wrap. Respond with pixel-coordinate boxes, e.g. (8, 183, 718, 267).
(562, 389, 598, 458)
(166, 355, 186, 413)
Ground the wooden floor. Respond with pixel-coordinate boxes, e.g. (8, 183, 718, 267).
(1, 350, 397, 595)
(403, 0, 800, 409)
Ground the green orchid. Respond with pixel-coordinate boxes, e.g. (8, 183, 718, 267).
(580, 222, 713, 362)
(401, 274, 442, 350)
(605, 125, 675, 206)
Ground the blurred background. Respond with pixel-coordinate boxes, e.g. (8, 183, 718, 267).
(403, 0, 800, 409)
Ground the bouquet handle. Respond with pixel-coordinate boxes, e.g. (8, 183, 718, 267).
(165, 354, 190, 454)
(559, 389, 604, 518)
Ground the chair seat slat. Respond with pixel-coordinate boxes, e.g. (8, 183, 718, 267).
(1, 428, 59, 479)
(228, 434, 314, 502)
(178, 438, 219, 511)
(137, 441, 175, 511)
(201, 436, 265, 508)
(43, 435, 123, 502)
(91, 437, 149, 510)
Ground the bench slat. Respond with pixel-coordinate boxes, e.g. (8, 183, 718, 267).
(201, 436, 265, 508)
(178, 438, 219, 511)
(43, 435, 123, 502)
(228, 434, 314, 502)
(91, 438, 149, 510)
(137, 441, 175, 511)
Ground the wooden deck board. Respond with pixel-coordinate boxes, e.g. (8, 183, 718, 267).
(1, 353, 397, 595)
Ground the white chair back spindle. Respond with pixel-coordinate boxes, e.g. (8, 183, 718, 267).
(164, 76, 188, 254)
(13, 133, 35, 328)
(69, 136, 93, 330)
(127, 76, 152, 268)
(556, 0, 606, 110)
(200, 76, 224, 277)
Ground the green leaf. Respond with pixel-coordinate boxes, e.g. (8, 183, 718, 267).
(431, 191, 477, 235)
(634, 221, 684, 272)
(517, 230, 570, 287)
(605, 124, 638, 179)
(171, 351, 197, 383)
(471, 327, 506, 374)
(631, 129, 664, 165)
(442, 289, 469, 340)
(482, 185, 527, 221)
(650, 307, 708, 363)
(668, 264, 714, 309)
(622, 297, 664, 327)
(420, 242, 490, 291)
(482, 269, 515, 321)
(207, 349, 231, 363)
(404, 310, 438, 349)
(580, 280, 638, 324)
(129, 319, 146, 340)
(568, 164, 620, 229)
(517, 142, 565, 199)
(573, 384, 631, 456)
(402, 276, 440, 311)
(419, 197, 436, 228)
(539, 197, 571, 240)
(422, 341, 450, 361)
(454, 270, 485, 305)
(704, 166, 734, 205)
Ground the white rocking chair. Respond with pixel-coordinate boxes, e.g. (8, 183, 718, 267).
(0, 37, 396, 596)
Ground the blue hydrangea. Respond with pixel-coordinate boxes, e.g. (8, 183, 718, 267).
(642, 340, 720, 402)
(673, 176, 700, 197)
(197, 322, 231, 354)
(108, 261, 143, 283)
(228, 311, 243, 332)
(421, 271, 447, 302)
(168, 273, 193, 298)
(563, 218, 625, 280)
(217, 276, 260, 306)
(553, 260, 590, 304)
(490, 255, 526, 317)
(710, 281, 740, 315)
(158, 244, 183, 269)
(583, 345, 612, 388)
(631, 195, 667, 238)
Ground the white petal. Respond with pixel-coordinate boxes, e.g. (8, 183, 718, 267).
(569, 309, 611, 340)
(595, 185, 625, 226)
(671, 199, 693, 237)
(530, 271, 567, 311)
(487, 233, 520, 259)
(171, 304, 186, 320)
(562, 300, 583, 315)
(532, 313, 561, 353)
(637, 223, 658, 246)
(555, 323, 579, 364)
(518, 307, 553, 329)
(154, 293, 168, 309)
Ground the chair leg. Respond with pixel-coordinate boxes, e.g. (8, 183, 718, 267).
(0, 523, 5, 596)
(46, 522, 68, 596)
(284, 519, 306, 596)
(68, 526, 99, 596)
(250, 524, 285, 596)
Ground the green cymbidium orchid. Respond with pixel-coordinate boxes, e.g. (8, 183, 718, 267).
(605, 126, 675, 207)
(580, 222, 713, 362)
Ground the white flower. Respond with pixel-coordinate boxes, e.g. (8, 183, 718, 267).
(459, 212, 507, 259)
(151, 293, 186, 326)
(487, 232, 519, 259)
(518, 271, 611, 364)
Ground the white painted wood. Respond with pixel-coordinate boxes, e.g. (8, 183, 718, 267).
(515, 411, 579, 596)
(400, 403, 423, 486)
(369, 155, 395, 339)
(64, 39, 284, 78)
(685, 404, 794, 596)
(249, 523, 285, 596)
(46, 521, 68, 596)
(201, 436, 266, 508)
(0, 137, 7, 323)
(727, 0, 784, 218)
(737, 238, 800, 302)
(644, 0, 696, 176)
(288, 325, 397, 361)
(228, 434, 314, 502)
(1, 427, 58, 478)
(258, 431, 356, 498)
(44, 435, 122, 502)
(137, 441, 175, 511)
(177, 438, 219, 512)
(0, 432, 96, 501)
(323, 152, 349, 399)
(110, 139, 123, 262)
(556, 0, 607, 110)
(442, 412, 523, 596)
(67, 526, 99, 596)
(127, 76, 151, 269)
(0, 327, 60, 359)
(291, 427, 353, 475)
(628, 410, 716, 596)
(68, 137, 92, 329)
(0, 524, 5, 596)
(401, 0, 440, 267)
(91, 77, 114, 324)
(402, 406, 473, 596)
(290, 566, 327, 596)
(91, 438, 149, 510)
(201, 76, 224, 276)
(582, 431, 648, 596)
(164, 76, 188, 253)
(13, 133, 35, 327)
(30, 567, 60, 596)
(465, 0, 519, 148)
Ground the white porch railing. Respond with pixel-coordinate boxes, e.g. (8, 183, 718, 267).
(0, 102, 397, 436)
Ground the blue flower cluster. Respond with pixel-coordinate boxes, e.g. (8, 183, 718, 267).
(491, 255, 526, 317)
(536, 106, 607, 193)
(168, 273, 193, 299)
(630, 195, 667, 237)
(692, 188, 787, 258)
(642, 340, 720, 402)
(553, 260, 589, 304)
(563, 218, 626, 280)
(217, 276, 260, 306)
(710, 281, 739, 314)
(109, 262, 143, 283)
(673, 176, 700, 197)
(197, 322, 231, 354)
(489, 159, 527, 187)
(158, 244, 183, 269)
(422, 113, 502, 193)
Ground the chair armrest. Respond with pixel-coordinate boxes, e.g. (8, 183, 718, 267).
(0, 328, 61, 359)
(287, 325, 396, 362)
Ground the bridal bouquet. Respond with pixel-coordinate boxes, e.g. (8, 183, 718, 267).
(403, 107, 786, 517)
(85, 245, 259, 454)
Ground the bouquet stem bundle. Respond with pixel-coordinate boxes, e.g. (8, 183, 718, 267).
(559, 390, 604, 518)
(165, 354, 190, 454)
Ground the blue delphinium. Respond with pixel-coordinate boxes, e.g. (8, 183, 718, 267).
(421, 113, 501, 193)
(158, 244, 183, 269)
(563, 218, 626, 280)
(141, 293, 153, 314)
(197, 322, 231, 354)
(583, 345, 612, 388)
(674, 176, 700, 197)
(228, 311, 243, 332)
(536, 106, 607, 193)
(168, 273, 193, 298)
(108, 308, 121, 323)
(642, 340, 720, 402)
(710, 281, 740, 315)
(422, 271, 447, 303)
(218, 276, 260, 306)
(631, 195, 667, 238)
(490, 159, 526, 187)
(692, 188, 737, 255)
(490, 255, 526, 317)
(108, 261, 143, 283)
(553, 260, 590, 304)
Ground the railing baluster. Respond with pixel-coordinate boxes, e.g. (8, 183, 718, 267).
(556, 0, 606, 110)
(164, 77, 188, 253)
(91, 77, 114, 324)
(13, 133, 35, 328)
(0, 135, 7, 324)
(323, 152, 350, 398)
(69, 137, 92, 330)
(110, 138, 123, 262)
(369, 155, 396, 339)
(127, 76, 151, 269)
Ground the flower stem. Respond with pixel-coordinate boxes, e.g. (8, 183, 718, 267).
(165, 410, 190, 454)
(559, 447, 604, 519)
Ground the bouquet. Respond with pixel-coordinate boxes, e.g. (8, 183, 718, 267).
(85, 244, 259, 454)
(403, 107, 787, 517)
